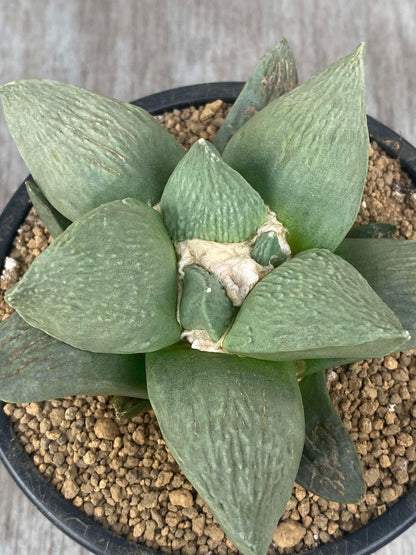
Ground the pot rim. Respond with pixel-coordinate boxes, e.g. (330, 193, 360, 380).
(0, 81, 415, 555)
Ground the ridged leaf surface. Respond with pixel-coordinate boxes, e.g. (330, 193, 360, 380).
(179, 264, 234, 341)
(6, 199, 181, 353)
(214, 38, 298, 153)
(296, 370, 365, 503)
(346, 223, 397, 239)
(0, 79, 184, 221)
(160, 139, 267, 242)
(223, 249, 408, 360)
(112, 396, 151, 419)
(250, 231, 288, 267)
(0, 313, 147, 402)
(223, 44, 368, 253)
(146, 343, 304, 555)
(295, 358, 358, 378)
(25, 180, 71, 237)
(336, 238, 416, 349)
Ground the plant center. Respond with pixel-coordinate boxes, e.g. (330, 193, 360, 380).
(175, 208, 291, 353)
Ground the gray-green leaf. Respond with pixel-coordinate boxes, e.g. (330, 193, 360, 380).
(296, 370, 365, 503)
(295, 358, 357, 379)
(6, 199, 181, 353)
(0, 79, 184, 221)
(336, 238, 416, 349)
(0, 312, 147, 403)
(179, 264, 234, 341)
(346, 223, 397, 239)
(160, 139, 267, 242)
(223, 249, 409, 360)
(146, 343, 304, 555)
(214, 38, 298, 153)
(250, 231, 288, 267)
(112, 396, 151, 419)
(223, 44, 368, 253)
(25, 180, 71, 237)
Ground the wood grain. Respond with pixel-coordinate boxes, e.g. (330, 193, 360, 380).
(0, 464, 89, 555)
(0, 1, 415, 553)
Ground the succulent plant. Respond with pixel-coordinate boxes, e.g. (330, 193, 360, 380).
(1, 39, 416, 555)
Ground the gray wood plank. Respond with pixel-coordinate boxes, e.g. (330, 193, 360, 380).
(0, 463, 89, 555)
(0, 0, 415, 213)
(0, 1, 415, 553)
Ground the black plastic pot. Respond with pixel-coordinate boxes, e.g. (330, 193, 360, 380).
(0, 83, 416, 555)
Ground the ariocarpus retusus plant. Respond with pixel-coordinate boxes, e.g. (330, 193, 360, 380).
(1, 40, 415, 555)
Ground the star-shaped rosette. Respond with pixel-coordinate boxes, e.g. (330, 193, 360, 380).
(1, 41, 415, 555)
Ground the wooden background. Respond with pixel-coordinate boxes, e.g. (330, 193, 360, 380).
(0, 1, 415, 553)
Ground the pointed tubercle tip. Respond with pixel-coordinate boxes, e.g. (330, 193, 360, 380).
(356, 42, 366, 58)
(0, 80, 19, 98)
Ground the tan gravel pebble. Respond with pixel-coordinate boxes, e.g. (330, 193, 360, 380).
(133, 521, 146, 538)
(169, 488, 194, 508)
(192, 514, 205, 535)
(141, 492, 159, 509)
(364, 468, 380, 487)
(94, 419, 120, 440)
(384, 357, 399, 371)
(155, 470, 173, 487)
(205, 524, 224, 542)
(61, 478, 80, 500)
(273, 520, 306, 548)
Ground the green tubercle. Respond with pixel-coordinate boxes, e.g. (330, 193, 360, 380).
(250, 231, 288, 267)
(296, 370, 365, 503)
(0, 79, 184, 221)
(223, 44, 368, 253)
(223, 249, 409, 361)
(0, 312, 148, 403)
(6, 198, 181, 354)
(214, 38, 298, 153)
(336, 238, 416, 349)
(112, 396, 151, 419)
(179, 264, 234, 342)
(346, 223, 397, 239)
(160, 139, 267, 243)
(146, 343, 304, 555)
(25, 180, 71, 237)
